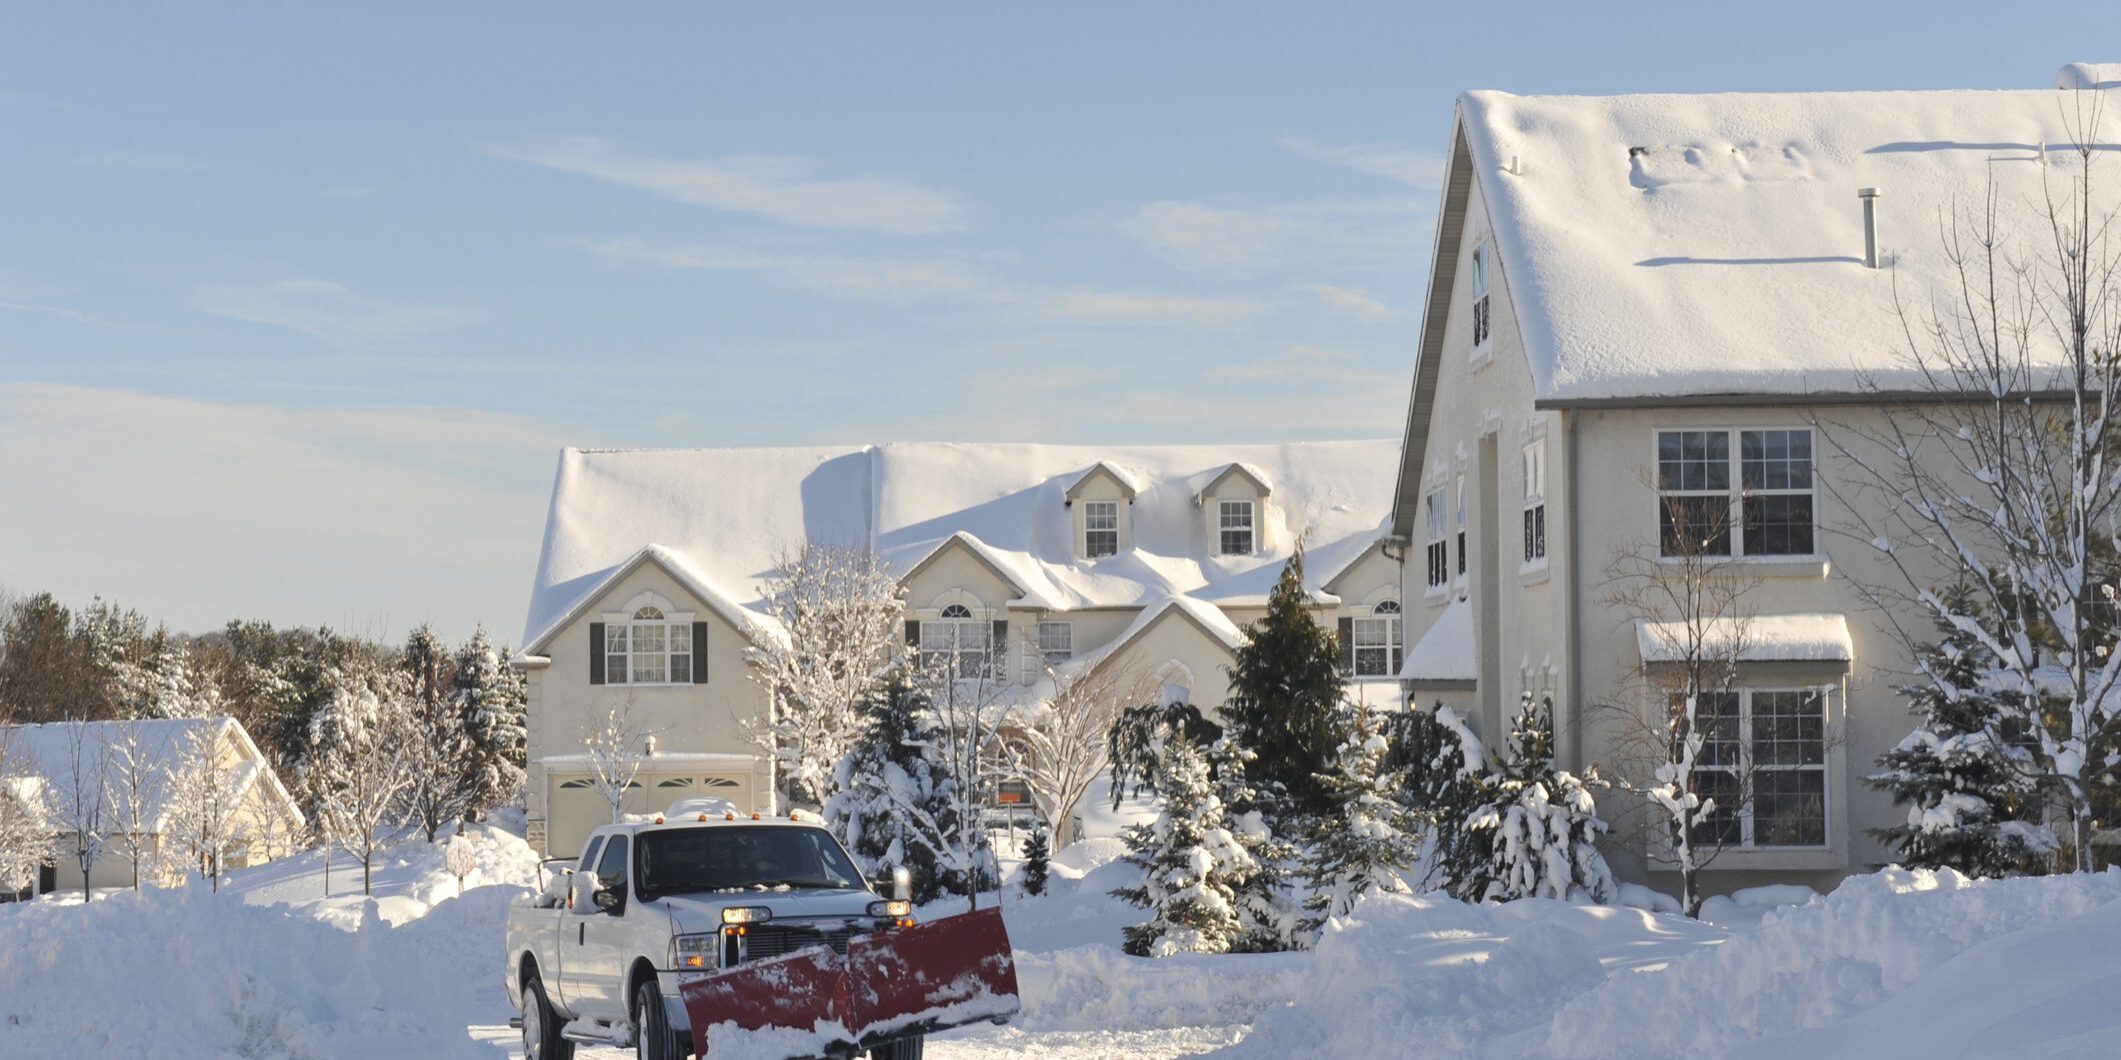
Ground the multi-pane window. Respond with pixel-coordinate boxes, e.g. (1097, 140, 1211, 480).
(1684, 688, 1828, 848)
(1470, 240, 1492, 348)
(1352, 600, 1402, 677)
(920, 603, 992, 678)
(1083, 500, 1119, 558)
(1219, 500, 1255, 556)
(1424, 489, 1448, 590)
(605, 606, 692, 685)
(1523, 439, 1548, 565)
(1037, 621, 1073, 665)
(1657, 428, 1815, 558)
(1454, 477, 1467, 583)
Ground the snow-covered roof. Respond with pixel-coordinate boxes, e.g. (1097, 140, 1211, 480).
(522, 441, 1395, 651)
(1400, 598, 1476, 683)
(0, 718, 302, 831)
(1635, 612, 1853, 665)
(1457, 78, 2121, 403)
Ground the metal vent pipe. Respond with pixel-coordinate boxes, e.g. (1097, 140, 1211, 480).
(1858, 187, 1882, 268)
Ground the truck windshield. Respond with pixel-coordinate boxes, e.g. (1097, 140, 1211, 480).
(635, 826, 867, 900)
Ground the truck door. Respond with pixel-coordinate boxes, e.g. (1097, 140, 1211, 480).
(572, 834, 633, 1018)
(558, 836, 604, 1010)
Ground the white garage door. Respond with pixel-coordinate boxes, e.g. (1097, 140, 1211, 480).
(545, 771, 756, 858)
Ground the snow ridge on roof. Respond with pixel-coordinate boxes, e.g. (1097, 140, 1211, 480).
(1458, 83, 2121, 402)
(522, 441, 1394, 649)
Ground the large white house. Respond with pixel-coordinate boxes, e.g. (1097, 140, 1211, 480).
(1391, 65, 2121, 894)
(516, 441, 1399, 857)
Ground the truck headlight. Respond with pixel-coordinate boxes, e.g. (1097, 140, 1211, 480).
(721, 905, 773, 925)
(867, 899, 911, 919)
(670, 934, 716, 970)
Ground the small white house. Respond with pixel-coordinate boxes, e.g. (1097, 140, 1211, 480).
(0, 717, 305, 895)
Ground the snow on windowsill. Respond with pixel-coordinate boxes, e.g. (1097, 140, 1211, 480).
(1519, 561, 1551, 585)
(1652, 554, 1830, 578)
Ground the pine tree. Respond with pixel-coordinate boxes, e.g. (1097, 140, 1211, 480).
(1223, 547, 1348, 820)
(1113, 734, 1257, 957)
(402, 624, 469, 842)
(453, 628, 527, 822)
(826, 675, 993, 904)
(1870, 589, 2053, 875)
(1206, 736, 1298, 952)
(1461, 693, 1615, 903)
(1020, 824, 1051, 897)
(1300, 711, 1422, 931)
(1378, 703, 1489, 895)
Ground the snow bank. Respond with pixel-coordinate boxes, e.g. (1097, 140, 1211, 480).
(0, 886, 500, 1058)
(1527, 867, 2121, 1058)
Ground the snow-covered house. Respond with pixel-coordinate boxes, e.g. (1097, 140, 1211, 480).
(0, 717, 305, 895)
(1391, 66, 2121, 895)
(517, 441, 1398, 857)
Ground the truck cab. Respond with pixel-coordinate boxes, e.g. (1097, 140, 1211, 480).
(505, 800, 917, 1060)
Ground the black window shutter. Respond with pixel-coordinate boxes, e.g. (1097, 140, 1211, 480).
(905, 619, 921, 646)
(1337, 617, 1355, 671)
(992, 620, 1008, 674)
(589, 623, 606, 685)
(692, 621, 709, 684)
(1392, 643, 1403, 675)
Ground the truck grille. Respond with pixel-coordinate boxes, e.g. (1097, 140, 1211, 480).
(744, 921, 861, 962)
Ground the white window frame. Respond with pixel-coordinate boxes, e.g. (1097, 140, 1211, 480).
(605, 605, 693, 686)
(1423, 488, 1448, 595)
(1653, 426, 1818, 560)
(1453, 475, 1467, 590)
(1218, 499, 1255, 556)
(920, 602, 993, 678)
(1522, 437, 1548, 569)
(1037, 621, 1073, 665)
(1469, 239, 1492, 351)
(1082, 500, 1120, 559)
(1352, 600, 1401, 677)
(1686, 685, 1831, 850)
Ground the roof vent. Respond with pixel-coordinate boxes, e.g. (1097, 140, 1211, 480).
(1858, 188, 1882, 269)
(2058, 63, 2121, 90)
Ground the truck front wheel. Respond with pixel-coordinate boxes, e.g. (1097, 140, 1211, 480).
(521, 971, 575, 1060)
(871, 1035, 926, 1060)
(634, 977, 688, 1060)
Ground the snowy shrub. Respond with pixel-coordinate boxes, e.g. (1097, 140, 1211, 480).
(1299, 713, 1422, 932)
(826, 674, 995, 905)
(1377, 703, 1488, 894)
(1460, 693, 1614, 904)
(1021, 823, 1051, 896)
(1113, 734, 1261, 957)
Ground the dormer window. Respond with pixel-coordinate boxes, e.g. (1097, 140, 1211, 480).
(1218, 500, 1255, 555)
(1470, 239, 1492, 348)
(1084, 500, 1119, 558)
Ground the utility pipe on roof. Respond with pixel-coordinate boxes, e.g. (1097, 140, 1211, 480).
(1859, 187, 1882, 269)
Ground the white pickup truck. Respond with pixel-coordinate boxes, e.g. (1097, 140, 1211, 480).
(506, 800, 921, 1060)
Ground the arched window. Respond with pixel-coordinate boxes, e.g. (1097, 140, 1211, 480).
(1352, 599, 1402, 677)
(920, 601, 993, 677)
(605, 606, 692, 685)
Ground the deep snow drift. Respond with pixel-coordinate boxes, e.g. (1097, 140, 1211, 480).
(6, 822, 2121, 1059)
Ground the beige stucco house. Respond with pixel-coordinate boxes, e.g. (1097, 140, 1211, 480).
(2, 717, 305, 895)
(1390, 69, 2121, 896)
(515, 441, 1400, 858)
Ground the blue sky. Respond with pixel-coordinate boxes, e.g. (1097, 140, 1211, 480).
(0, 2, 2104, 642)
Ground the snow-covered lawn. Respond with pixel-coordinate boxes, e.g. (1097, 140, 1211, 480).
(6, 821, 2121, 1058)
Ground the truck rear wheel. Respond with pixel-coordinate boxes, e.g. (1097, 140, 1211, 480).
(870, 1035, 926, 1060)
(521, 971, 576, 1060)
(634, 977, 688, 1060)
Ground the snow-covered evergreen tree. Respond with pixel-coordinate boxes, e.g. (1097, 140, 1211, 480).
(1379, 703, 1489, 895)
(307, 665, 415, 895)
(1020, 823, 1050, 897)
(1870, 590, 2053, 875)
(1223, 547, 1348, 820)
(826, 674, 994, 905)
(1206, 736, 1299, 952)
(745, 543, 905, 811)
(1462, 693, 1615, 903)
(401, 624, 469, 842)
(1300, 712, 1422, 930)
(1114, 733, 1259, 957)
(133, 634, 219, 720)
(453, 627, 526, 822)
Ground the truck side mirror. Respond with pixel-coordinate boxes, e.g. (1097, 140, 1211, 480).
(890, 866, 911, 902)
(571, 871, 603, 912)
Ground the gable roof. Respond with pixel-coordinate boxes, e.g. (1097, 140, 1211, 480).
(1457, 82, 2121, 406)
(0, 717, 303, 832)
(1063, 462, 1144, 503)
(523, 441, 1395, 648)
(1193, 462, 1273, 504)
(521, 544, 785, 657)
(1071, 594, 1246, 678)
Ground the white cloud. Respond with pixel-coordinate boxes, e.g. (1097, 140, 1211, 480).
(193, 279, 479, 341)
(581, 238, 1269, 329)
(1295, 282, 1402, 321)
(1279, 137, 1447, 188)
(73, 150, 206, 172)
(0, 383, 564, 642)
(494, 136, 966, 234)
(1120, 196, 1429, 275)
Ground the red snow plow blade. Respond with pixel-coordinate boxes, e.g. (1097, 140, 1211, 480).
(681, 907, 1021, 1058)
